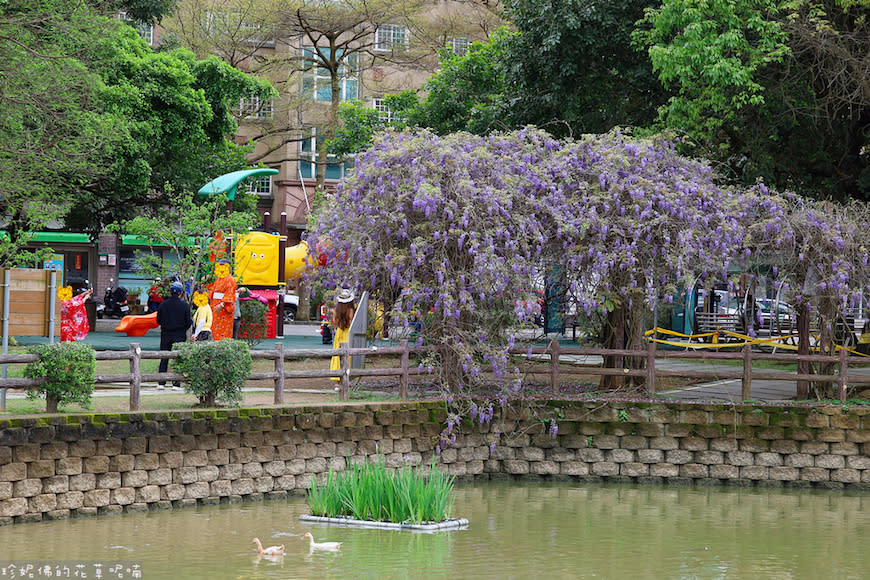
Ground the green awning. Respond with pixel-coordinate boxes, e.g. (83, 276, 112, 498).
(198, 168, 279, 200)
(29, 232, 91, 243)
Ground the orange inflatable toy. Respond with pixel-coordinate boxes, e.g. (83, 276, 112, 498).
(115, 312, 159, 337)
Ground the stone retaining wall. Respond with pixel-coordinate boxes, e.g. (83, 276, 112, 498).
(1, 400, 869, 524)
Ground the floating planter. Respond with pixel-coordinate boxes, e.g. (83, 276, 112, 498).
(300, 514, 469, 532)
(302, 456, 464, 532)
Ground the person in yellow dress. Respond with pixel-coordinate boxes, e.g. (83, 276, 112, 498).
(330, 289, 356, 382)
(190, 288, 213, 341)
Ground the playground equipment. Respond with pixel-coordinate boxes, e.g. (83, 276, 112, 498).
(115, 312, 158, 337)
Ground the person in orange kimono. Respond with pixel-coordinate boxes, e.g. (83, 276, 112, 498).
(209, 259, 236, 340)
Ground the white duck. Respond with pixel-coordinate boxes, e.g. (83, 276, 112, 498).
(252, 537, 285, 556)
(302, 532, 342, 552)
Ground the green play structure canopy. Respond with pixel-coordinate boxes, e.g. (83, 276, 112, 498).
(197, 168, 279, 200)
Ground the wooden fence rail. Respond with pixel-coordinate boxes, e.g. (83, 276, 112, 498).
(2, 340, 869, 412)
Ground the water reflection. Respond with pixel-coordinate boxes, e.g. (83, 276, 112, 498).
(0, 482, 867, 578)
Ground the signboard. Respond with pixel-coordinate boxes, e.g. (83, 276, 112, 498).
(43, 254, 63, 272)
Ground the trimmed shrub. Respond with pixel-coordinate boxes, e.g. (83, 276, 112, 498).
(238, 296, 268, 346)
(24, 342, 96, 413)
(172, 339, 251, 406)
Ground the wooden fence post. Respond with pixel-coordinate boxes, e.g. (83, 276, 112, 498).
(838, 346, 848, 402)
(550, 339, 560, 395)
(399, 339, 409, 399)
(274, 342, 284, 405)
(741, 344, 752, 401)
(646, 339, 656, 394)
(129, 342, 141, 412)
(340, 342, 350, 401)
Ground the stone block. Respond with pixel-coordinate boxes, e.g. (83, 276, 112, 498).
(846, 455, 870, 470)
(518, 447, 545, 461)
(185, 482, 210, 499)
(591, 462, 619, 476)
(96, 439, 122, 456)
(606, 449, 634, 464)
(804, 413, 829, 428)
(69, 474, 96, 492)
(739, 439, 769, 453)
(800, 467, 830, 481)
(207, 449, 229, 466)
(42, 475, 69, 494)
(134, 454, 160, 471)
(13, 478, 42, 497)
(681, 437, 709, 451)
(785, 454, 814, 468)
(231, 478, 254, 495)
(264, 461, 285, 477)
(110, 455, 135, 472)
(577, 448, 605, 463)
(160, 452, 184, 469)
(198, 465, 220, 482)
(739, 466, 769, 480)
(679, 464, 708, 478)
(273, 474, 296, 491)
(695, 451, 724, 465)
(210, 480, 232, 497)
(241, 432, 264, 448)
(68, 440, 96, 458)
(242, 462, 263, 478)
(800, 441, 829, 455)
(148, 436, 172, 454)
(593, 435, 619, 450)
(503, 460, 529, 474)
(40, 442, 68, 460)
(183, 450, 208, 467)
(635, 423, 664, 437)
(710, 438, 738, 452)
(196, 434, 218, 450)
(96, 472, 121, 489)
(56, 457, 82, 476)
(637, 449, 664, 464)
(816, 429, 846, 443)
(709, 465, 739, 479)
(13, 444, 40, 463)
(161, 484, 185, 501)
(560, 462, 589, 476)
(254, 476, 274, 493)
(0, 498, 28, 517)
(0, 482, 10, 500)
(620, 436, 648, 450)
(123, 437, 147, 455)
(726, 451, 754, 466)
(0, 462, 27, 481)
(148, 468, 172, 486)
(770, 440, 799, 454)
(831, 468, 860, 483)
(649, 463, 679, 477)
(219, 464, 242, 480)
(219, 433, 240, 449)
(28, 460, 55, 479)
(230, 447, 253, 464)
(620, 462, 649, 477)
(136, 485, 160, 503)
(531, 461, 559, 475)
(815, 454, 846, 469)
(174, 466, 198, 485)
(84, 456, 109, 474)
(83, 489, 110, 507)
(547, 448, 575, 462)
(305, 458, 328, 474)
(285, 460, 306, 476)
(112, 487, 135, 505)
(830, 442, 860, 456)
(664, 450, 693, 465)
(755, 453, 783, 467)
(56, 491, 83, 510)
(172, 435, 196, 452)
(650, 437, 679, 451)
(122, 470, 148, 488)
(768, 467, 799, 481)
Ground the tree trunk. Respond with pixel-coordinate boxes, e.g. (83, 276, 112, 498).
(46, 394, 59, 413)
(600, 304, 626, 390)
(200, 393, 216, 408)
(796, 302, 810, 399)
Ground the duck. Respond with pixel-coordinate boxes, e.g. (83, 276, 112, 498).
(302, 532, 342, 552)
(252, 537, 285, 556)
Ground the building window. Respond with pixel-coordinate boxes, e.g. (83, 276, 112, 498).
(246, 175, 273, 196)
(118, 11, 154, 46)
(373, 98, 399, 124)
(239, 95, 273, 119)
(301, 47, 358, 102)
(299, 129, 351, 181)
(449, 37, 469, 56)
(375, 24, 409, 52)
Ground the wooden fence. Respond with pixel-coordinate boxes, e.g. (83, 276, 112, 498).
(2, 340, 870, 411)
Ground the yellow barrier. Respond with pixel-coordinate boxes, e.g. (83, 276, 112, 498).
(644, 327, 870, 357)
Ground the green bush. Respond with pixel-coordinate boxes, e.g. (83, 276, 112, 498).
(238, 297, 268, 346)
(172, 339, 251, 407)
(308, 456, 455, 524)
(24, 342, 96, 413)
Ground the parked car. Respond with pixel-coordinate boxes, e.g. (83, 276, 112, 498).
(283, 292, 299, 323)
(756, 298, 794, 328)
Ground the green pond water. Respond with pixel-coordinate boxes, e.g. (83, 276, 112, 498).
(1, 482, 868, 579)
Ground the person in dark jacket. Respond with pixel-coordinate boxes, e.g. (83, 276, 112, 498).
(156, 281, 191, 389)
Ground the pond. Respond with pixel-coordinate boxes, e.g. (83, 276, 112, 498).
(1, 482, 868, 579)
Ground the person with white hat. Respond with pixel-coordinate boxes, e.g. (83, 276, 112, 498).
(330, 288, 356, 382)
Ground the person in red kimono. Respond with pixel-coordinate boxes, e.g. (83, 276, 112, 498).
(58, 286, 92, 342)
(209, 259, 237, 340)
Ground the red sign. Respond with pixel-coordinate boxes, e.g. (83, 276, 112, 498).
(75, 254, 82, 270)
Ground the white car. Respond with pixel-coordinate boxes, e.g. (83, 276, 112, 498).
(283, 292, 299, 323)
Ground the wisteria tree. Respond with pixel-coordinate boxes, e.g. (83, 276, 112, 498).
(543, 132, 749, 387)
